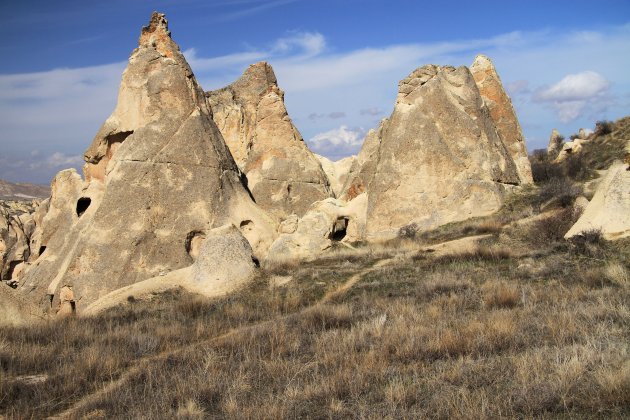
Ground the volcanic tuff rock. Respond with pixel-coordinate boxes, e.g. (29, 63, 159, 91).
(342, 64, 524, 240)
(17, 12, 276, 315)
(547, 128, 564, 156)
(565, 162, 630, 240)
(471, 55, 532, 184)
(315, 154, 356, 198)
(206, 62, 333, 219)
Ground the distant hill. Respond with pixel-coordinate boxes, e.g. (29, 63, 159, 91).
(0, 179, 50, 200)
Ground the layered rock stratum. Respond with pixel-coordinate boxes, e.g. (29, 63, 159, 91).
(16, 12, 276, 315)
(206, 62, 333, 219)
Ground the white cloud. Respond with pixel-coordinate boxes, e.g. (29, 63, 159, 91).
(534, 71, 613, 122)
(2, 23, 630, 183)
(308, 125, 366, 159)
(43, 152, 84, 169)
(535, 71, 610, 102)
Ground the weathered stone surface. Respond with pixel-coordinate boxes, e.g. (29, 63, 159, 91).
(342, 64, 522, 240)
(315, 154, 356, 198)
(267, 194, 367, 261)
(547, 129, 564, 156)
(555, 139, 586, 162)
(17, 12, 276, 315)
(0, 199, 43, 285)
(0, 283, 39, 326)
(565, 162, 630, 240)
(471, 55, 533, 184)
(206, 62, 332, 219)
(84, 224, 257, 315)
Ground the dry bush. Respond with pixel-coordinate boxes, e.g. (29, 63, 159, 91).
(483, 282, 520, 309)
(528, 207, 579, 244)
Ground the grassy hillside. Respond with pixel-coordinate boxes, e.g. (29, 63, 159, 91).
(1, 186, 629, 418)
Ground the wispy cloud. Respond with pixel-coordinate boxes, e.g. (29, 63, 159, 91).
(216, 0, 298, 22)
(2, 23, 630, 182)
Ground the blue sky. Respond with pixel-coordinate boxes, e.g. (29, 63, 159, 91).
(1, 0, 629, 183)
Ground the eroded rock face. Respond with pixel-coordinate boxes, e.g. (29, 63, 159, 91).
(565, 162, 630, 240)
(315, 154, 356, 198)
(206, 62, 333, 219)
(267, 194, 367, 262)
(0, 200, 44, 285)
(471, 55, 533, 184)
(342, 64, 523, 240)
(17, 12, 276, 315)
(547, 129, 564, 156)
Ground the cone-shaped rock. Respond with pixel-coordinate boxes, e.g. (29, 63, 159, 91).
(342, 64, 522, 239)
(18, 12, 276, 314)
(206, 62, 333, 219)
(471, 55, 533, 184)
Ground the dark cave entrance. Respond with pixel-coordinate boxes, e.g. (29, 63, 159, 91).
(330, 217, 349, 242)
(76, 197, 91, 217)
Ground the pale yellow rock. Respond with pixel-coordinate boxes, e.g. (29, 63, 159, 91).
(547, 129, 564, 156)
(471, 55, 533, 184)
(565, 162, 630, 240)
(315, 154, 357, 198)
(343, 64, 523, 240)
(17, 12, 277, 315)
(206, 62, 333, 219)
(84, 225, 257, 315)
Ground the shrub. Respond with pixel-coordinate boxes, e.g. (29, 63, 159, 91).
(536, 177, 582, 209)
(529, 150, 563, 183)
(529, 207, 579, 244)
(569, 229, 607, 257)
(398, 223, 419, 239)
(595, 120, 614, 136)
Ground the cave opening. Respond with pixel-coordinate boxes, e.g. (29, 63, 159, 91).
(76, 197, 92, 217)
(330, 217, 349, 242)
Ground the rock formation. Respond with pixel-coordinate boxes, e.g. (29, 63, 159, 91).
(84, 224, 258, 314)
(565, 162, 630, 240)
(341, 64, 524, 240)
(206, 62, 333, 219)
(0, 200, 45, 285)
(471, 55, 533, 184)
(547, 129, 564, 156)
(267, 195, 367, 262)
(315, 154, 356, 198)
(16, 12, 276, 315)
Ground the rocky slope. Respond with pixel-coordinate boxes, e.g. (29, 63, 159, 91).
(0, 179, 50, 200)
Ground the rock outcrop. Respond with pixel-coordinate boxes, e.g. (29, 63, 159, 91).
(84, 224, 258, 314)
(547, 129, 564, 156)
(0, 200, 44, 285)
(315, 154, 356, 198)
(471, 55, 533, 184)
(206, 62, 333, 219)
(565, 162, 630, 240)
(267, 194, 367, 262)
(342, 64, 523, 240)
(17, 12, 276, 315)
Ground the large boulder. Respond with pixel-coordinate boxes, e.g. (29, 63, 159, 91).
(471, 55, 533, 184)
(342, 64, 522, 240)
(565, 162, 630, 240)
(0, 200, 43, 285)
(547, 129, 564, 156)
(17, 12, 276, 315)
(206, 62, 333, 219)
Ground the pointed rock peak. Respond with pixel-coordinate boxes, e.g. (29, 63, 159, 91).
(471, 54, 495, 71)
(139, 12, 178, 56)
(234, 61, 278, 95)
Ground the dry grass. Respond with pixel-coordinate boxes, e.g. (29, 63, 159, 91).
(2, 233, 628, 419)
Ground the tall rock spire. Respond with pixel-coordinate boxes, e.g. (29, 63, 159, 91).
(18, 12, 276, 314)
(471, 54, 533, 184)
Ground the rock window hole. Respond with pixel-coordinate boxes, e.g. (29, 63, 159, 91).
(330, 217, 349, 242)
(185, 231, 206, 261)
(39, 245, 47, 256)
(239, 220, 254, 232)
(76, 197, 92, 217)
